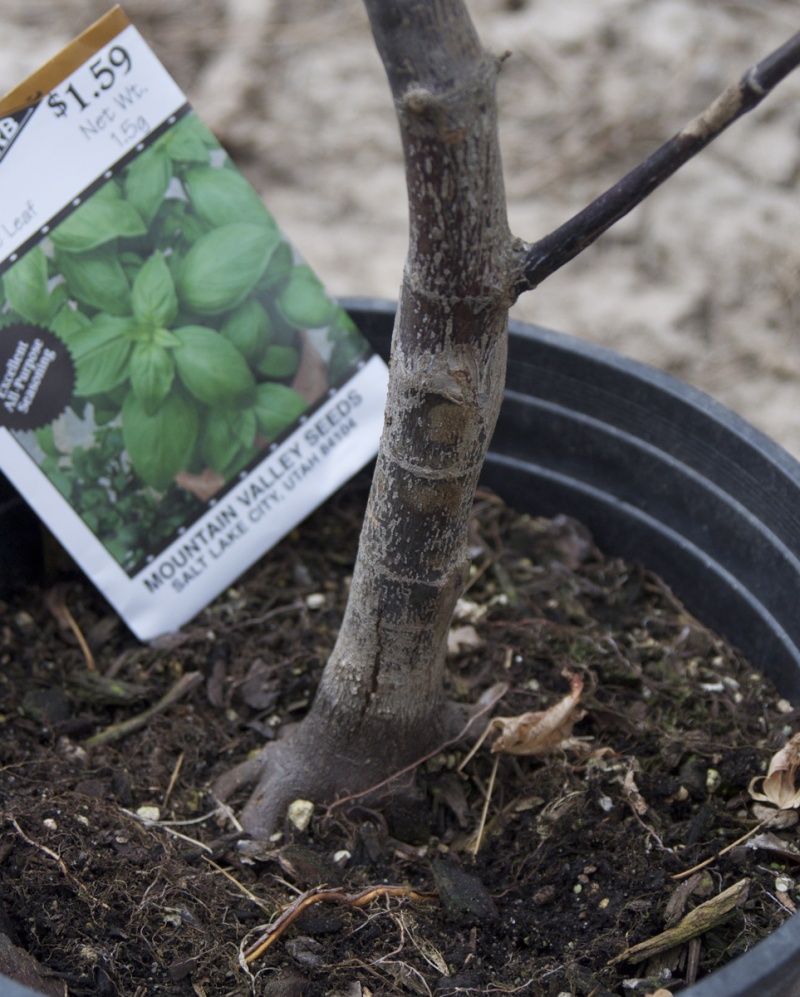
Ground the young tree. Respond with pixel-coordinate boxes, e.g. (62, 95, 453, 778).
(215, 1, 800, 838)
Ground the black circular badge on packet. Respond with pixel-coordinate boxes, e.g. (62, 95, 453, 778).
(0, 324, 75, 431)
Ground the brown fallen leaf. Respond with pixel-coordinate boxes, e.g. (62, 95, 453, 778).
(488, 670, 586, 756)
(622, 766, 648, 815)
(459, 671, 590, 856)
(749, 731, 800, 811)
(746, 830, 800, 861)
(459, 670, 588, 775)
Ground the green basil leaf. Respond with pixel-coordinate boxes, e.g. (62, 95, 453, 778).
(50, 304, 92, 344)
(276, 264, 337, 329)
(177, 213, 212, 245)
(199, 406, 257, 474)
(35, 424, 60, 459)
(2, 246, 55, 324)
(123, 145, 172, 225)
(160, 117, 212, 164)
(131, 252, 178, 327)
(327, 311, 369, 383)
(256, 239, 295, 293)
(255, 344, 299, 379)
(177, 223, 280, 316)
(184, 166, 275, 229)
(49, 190, 147, 252)
(173, 325, 256, 407)
(129, 340, 175, 415)
(253, 382, 308, 441)
(154, 199, 188, 242)
(47, 282, 70, 315)
(120, 252, 145, 282)
(69, 314, 136, 396)
(122, 387, 200, 491)
(221, 299, 272, 362)
(57, 248, 132, 316)
(151, 326, 181, 348)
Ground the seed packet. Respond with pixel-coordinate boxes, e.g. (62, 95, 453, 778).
(0, 7, 388, 639)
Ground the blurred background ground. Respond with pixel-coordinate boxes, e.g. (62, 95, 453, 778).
(3, 0, 799, 456)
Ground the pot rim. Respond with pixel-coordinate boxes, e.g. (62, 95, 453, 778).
(342, 296, 800, 686)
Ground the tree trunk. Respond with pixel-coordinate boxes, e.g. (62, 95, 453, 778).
(220, 0, 521, 836)
(307, 0, 516, 764)
(215, 2, 800, 837)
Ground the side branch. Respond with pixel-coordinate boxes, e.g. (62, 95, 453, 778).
(517, 30, 800, 294)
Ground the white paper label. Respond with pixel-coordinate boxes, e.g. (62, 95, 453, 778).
(0, 26, 185, 260)
(0, 13, 388, 640)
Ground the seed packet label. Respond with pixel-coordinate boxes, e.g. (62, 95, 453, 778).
(0, 8, 388, 640)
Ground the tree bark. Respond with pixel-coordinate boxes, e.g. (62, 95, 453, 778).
(220, 0, 520, 835)
(313, 0, 516, 751)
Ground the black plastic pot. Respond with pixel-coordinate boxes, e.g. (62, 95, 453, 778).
(3, 299, 800, 997)
(342, 298, 800, 997)
(0, 472, 43, 599)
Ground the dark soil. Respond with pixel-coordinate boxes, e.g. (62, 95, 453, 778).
(1, 472, 798, 997)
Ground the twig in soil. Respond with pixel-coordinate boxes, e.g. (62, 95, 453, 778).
(518, 30, 800, 292)
(44, 584, 96, 672)
(400, 909, 449, 976)
(201, 855, 274, 915)
(672, 818, 771, 880)
(120, 806, 214, 853)
(221, 599, 306, 633)
(765, 888, 797, 915)
(673, 733, 800, 879)
(5, 815, 112, 910)
(242, 884, 437, 965)
(363, 912, 435, 993)
(85, 671, 203, 747)
(609, 878, 750, 965)
(146, 604, 303, 648)
(162, 751, 185, 808)
(469, 754, 500, 856)
(213, 797, 244, 833)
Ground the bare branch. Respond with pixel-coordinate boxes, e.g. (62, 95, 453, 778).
(517, 30, 800, 294)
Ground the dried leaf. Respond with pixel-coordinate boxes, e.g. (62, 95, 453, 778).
(238, 658, 280, 710)
(622, 767, 648, 815)
(403, 912, 450, 975)
(489, 671, 585, 756)
(751, 805, 798, 827)
(745, 831, 800, 861)
(447, 624, 483, 654)
(749, 731, 800, 810)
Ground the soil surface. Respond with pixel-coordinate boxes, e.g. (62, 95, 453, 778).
(2, 4, 800, 995)
(2, 0, 800, 458)
(2, 475, 799, 996)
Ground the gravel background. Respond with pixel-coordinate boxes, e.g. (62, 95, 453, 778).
(4, 0, 799, 456)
